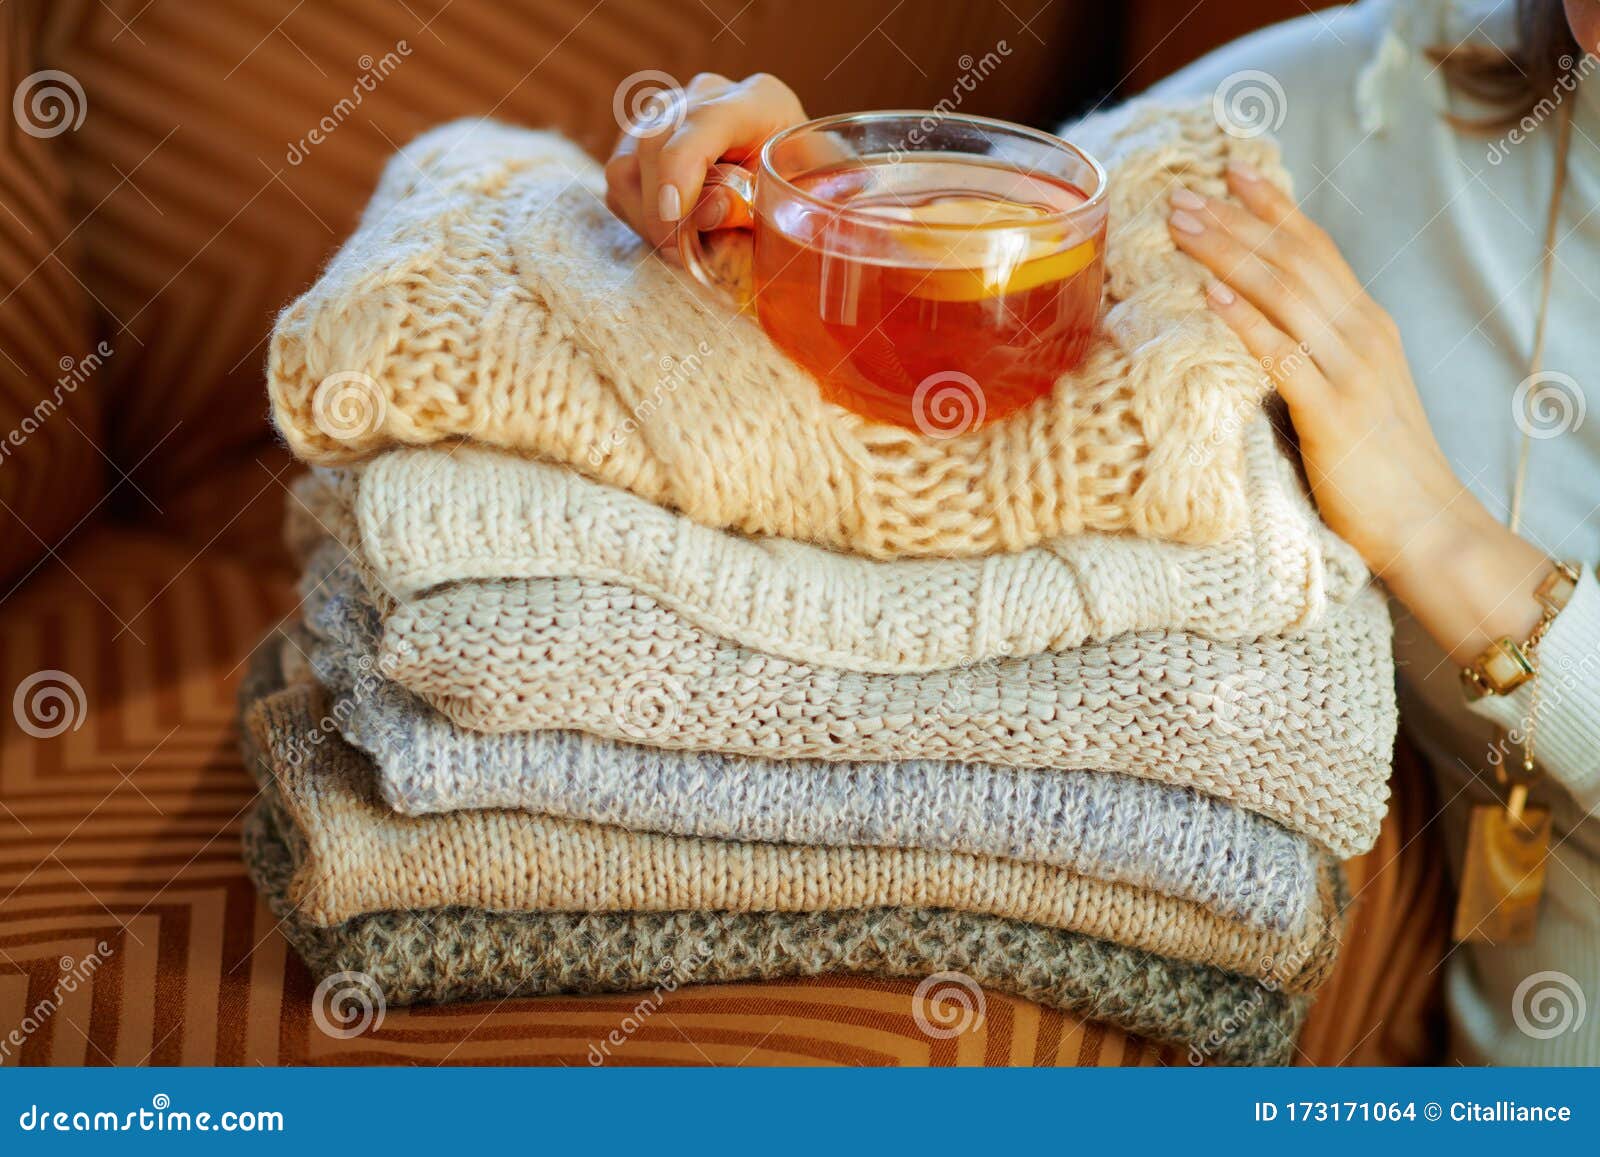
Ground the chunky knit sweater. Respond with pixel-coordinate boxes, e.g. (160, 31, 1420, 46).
(298, 412, 1367, 673)
(289, 585, 1323, 933)
(296, 538, 1394, 857)
(242, 803, 1305, 1066)
(268, 103, 1291, 557)
(243, 682, 1343, 991)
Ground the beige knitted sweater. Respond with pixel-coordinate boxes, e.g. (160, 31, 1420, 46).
(308, 413, 1367, 673)
(268, 103, 1287, 557)
(246, 683, 1343, 991)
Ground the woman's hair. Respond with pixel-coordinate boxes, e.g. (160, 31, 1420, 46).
(1427, 0, 1583, 128)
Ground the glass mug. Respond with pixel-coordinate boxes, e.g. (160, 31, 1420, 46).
(678, 111, 1109, 434)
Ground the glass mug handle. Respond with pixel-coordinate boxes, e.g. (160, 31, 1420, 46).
(676, 162, 755, 306)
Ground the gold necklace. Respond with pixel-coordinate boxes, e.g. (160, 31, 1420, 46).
(1451, 99, 1574, 947)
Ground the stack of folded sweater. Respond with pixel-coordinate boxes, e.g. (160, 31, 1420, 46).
(252, 102, 1397, 1066)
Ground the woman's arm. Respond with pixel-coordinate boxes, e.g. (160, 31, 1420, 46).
(1167, 169, 1550, 666)
(1167, 165, 1599, 809)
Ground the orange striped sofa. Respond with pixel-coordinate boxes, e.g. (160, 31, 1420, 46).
(0, 0, 1447, 1066)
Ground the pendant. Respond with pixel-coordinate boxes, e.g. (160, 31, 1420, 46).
(1451, 791, 1552, 946)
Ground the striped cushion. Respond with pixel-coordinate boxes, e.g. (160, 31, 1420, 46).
(0, 3, 102, 586)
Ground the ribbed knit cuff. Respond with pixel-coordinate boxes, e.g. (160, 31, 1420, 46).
(1468, 564, 1600, 812)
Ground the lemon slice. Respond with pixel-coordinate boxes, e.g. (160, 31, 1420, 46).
(890, 236, 1099, 303)
(873, 194, 1052, 229)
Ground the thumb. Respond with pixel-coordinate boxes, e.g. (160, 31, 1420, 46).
(691, 186, 752, 231)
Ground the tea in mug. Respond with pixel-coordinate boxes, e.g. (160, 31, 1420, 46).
(751, 156, 1106, 433)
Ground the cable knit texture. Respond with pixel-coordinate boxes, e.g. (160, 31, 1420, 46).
(287, 584, 1324, 933)
(242, 681, 1344, 991)
(267, 102, 1292, 557)
(242, 803, 1306, 1066)
(301, 412, 1368, 672)
(293, 534, 1395, 857)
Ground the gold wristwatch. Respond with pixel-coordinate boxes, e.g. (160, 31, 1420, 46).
(1459, 560, 1580, 699)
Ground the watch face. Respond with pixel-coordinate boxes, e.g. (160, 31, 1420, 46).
(1481, 638, 1534, 693)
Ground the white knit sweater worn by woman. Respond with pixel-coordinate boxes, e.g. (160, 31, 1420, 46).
(1155, 0, 1599, 1065)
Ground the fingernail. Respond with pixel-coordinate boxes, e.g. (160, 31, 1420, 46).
(1228, 161, 1261, 182)
(1207, 281, 1237, 306)
(693, 194, 725, 230)
(1169, 187, 1205, 211)
(658, 184, 682, 222)
(1169, 209, 1205, 235)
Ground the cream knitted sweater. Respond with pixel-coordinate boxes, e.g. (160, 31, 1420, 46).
(268, 103, 1290, 557)
(306, 413, 1367, 673)
(244, 683, 1343, 991)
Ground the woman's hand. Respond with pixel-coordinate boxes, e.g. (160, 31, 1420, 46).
(604, 72, 806, 257)
(1168, 164, 1550, 663)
